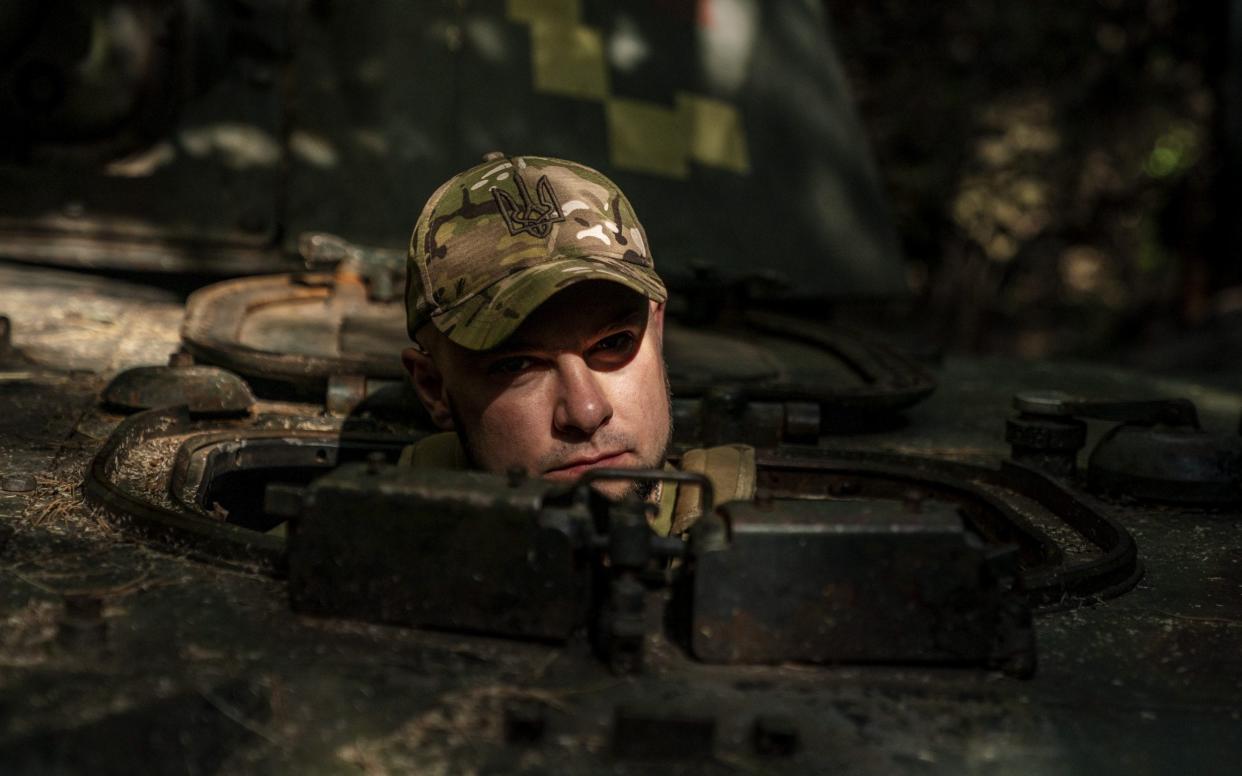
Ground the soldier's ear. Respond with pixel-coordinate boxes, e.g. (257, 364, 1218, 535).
(402, 346, 454, 430)
(649, 300, 666, 343)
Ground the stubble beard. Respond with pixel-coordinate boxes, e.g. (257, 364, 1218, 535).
(448, 366, 674, 501)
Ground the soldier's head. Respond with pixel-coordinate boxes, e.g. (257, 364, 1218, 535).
(401, 154, 672, 500)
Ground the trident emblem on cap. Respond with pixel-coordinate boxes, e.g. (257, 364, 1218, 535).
(492, 175, 565, 239)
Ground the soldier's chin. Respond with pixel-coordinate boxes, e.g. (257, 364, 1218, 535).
(540, 467, 643, 502)
(584, 478, 640, 502)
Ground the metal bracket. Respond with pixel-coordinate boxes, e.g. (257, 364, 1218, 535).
(570, 468, 708, 674)
(297, 231, 404, 303)
(1014, 391, 1200, 428)
(1009, 391, 1242, 505)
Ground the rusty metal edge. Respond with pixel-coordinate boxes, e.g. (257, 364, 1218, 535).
(167, 428, 398, 515)
(992, 459, 1144, 611)
(180, 274, 406, 387)
(83, 406, 285, 577)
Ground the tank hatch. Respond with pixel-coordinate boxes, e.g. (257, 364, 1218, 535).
(1007, 391, 1242, 507)
(84, 403, 1139, 620)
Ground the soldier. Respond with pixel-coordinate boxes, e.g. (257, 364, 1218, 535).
(401, 153, 753, 535)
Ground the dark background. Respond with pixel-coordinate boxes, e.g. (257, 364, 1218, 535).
(3, 0, 1240, 380)
(825, 0, 1239, 376)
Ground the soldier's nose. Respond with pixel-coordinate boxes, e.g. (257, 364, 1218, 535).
(553, 357, 612, 437)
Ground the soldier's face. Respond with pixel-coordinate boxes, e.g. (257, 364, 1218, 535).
(403, 281, 672, 500)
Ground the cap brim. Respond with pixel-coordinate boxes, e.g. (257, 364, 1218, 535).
(429, 257, 668, 350)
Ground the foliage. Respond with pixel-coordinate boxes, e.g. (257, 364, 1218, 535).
(826, 0, 1223, 357)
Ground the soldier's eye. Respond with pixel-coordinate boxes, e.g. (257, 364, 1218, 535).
(487, 356, 536, 375)
(590, 331, 637, 362)
(598, 331, 635, 349)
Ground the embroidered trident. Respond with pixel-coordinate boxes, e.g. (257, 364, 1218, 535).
(492, 175, 565, 238)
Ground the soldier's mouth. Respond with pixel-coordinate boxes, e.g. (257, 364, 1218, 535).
(543, 451, 632, 479)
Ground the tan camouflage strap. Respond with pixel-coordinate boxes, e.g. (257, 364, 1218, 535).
(397, 432, 471, 470)
(672, 444, 757, 534)
(647, 467, 679, 537)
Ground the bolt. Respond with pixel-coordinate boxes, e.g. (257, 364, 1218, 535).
(1, 475, 36, 493)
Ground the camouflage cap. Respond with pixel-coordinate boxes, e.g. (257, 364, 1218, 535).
(406, 154, 667, 350)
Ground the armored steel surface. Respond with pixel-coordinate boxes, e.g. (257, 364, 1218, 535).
(0, 263, 1240, 773)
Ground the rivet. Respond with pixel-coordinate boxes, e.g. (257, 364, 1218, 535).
(1, 475, 36, 493)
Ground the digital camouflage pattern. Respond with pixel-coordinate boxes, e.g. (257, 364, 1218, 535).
(406, 154, 668, 350)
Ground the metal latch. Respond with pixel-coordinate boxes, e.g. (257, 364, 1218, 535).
(1007, 391, 1242, 505)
